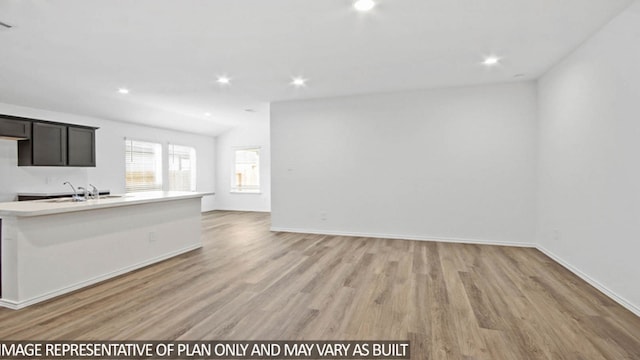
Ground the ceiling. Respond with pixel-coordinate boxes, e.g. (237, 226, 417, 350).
(0, 0, 633, 136)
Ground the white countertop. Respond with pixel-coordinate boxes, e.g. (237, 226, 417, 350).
(0, 191, 213, 217)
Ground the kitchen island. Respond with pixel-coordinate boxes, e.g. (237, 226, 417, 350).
(0, 191, 207, 309)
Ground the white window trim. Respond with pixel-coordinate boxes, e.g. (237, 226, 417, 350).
(168, 143, 197, 192)
(124, 138, 163, 193)
(231, 146, 261, 194)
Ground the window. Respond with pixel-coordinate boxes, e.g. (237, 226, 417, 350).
(169, 144, 196, 191)
(232, 147, 260, 193)
(125, 139, 162, 193)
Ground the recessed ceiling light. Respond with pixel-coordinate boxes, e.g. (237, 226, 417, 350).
(482, 56, 501, 66)
(245, 109, 256, 113)
(513, 73, 525, 78)
(118, 88, 130, 94)
(354, 0, 376, 12)
(217, 76, 231, 85)
(291, 77, 307, 87)
(204, 112, 212, 117)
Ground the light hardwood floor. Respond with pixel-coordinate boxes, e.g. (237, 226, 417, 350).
(1, 211, 639, 359)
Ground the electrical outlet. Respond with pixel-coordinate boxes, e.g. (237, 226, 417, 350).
(148, 232, 156, 243)
(553, 229, 560, 241)
(320, 211, 327, 221)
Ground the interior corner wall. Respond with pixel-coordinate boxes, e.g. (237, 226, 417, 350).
(0, 102, 216, 212)
(536, 1, 640, 314)
(214, 119, 271, 212)
(271, 82, 538, 245)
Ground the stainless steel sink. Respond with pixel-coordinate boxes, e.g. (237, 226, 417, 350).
(44, 198, 83, 203)
(44, 195, 125, 203)
(98, 195, 125, 199)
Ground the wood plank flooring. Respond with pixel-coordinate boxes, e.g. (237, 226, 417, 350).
(1, 210, 639, 359)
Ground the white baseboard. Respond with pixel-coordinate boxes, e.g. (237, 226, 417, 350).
(0, 244, 202, 310)
(0, 298, 20, 310)
(536, 246, 640, 318)
(270, 227, 536, 248)
(216, 208, 271, 213)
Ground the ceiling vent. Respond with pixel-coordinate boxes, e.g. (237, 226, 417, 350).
(0, 21, 13, 30)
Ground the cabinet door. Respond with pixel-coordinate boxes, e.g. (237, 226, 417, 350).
(32, 122, 67, 166)
(67, 126, 96, 167)
(0, 117, 31, 139)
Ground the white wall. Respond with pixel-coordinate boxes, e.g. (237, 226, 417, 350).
(537, 1, 640, 314)
(0, 102, 216, 211)
(271, 82, 538, 245)
(214, 118, 271, 212)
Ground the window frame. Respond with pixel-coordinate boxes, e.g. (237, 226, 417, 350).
(168, 143, 197, 192)
(124, 138, 163, 193)
(231, 146, 261, 194)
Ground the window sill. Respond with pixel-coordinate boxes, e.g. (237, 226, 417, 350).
(230, 191, 262, 195)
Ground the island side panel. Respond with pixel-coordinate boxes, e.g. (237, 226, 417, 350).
(0, 216, 20, 305)
(10, 197, 202, 307)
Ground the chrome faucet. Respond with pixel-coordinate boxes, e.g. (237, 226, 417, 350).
(62, 181, 84, 201)
(77, 186, 89, 199)
(63, 181, 85, 201)
(89, 184, 99, 199)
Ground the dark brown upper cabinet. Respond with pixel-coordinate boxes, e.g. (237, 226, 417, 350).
(19, 122, 67, 166)
(0, 116, 31, 139)
(8, 114, 99, 167)
(35, 122, 67, 166)
(67, 126, 96, 167)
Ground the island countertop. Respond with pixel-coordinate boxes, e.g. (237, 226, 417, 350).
(0, 191, 208, 309)
(0, 191, 213, 217)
